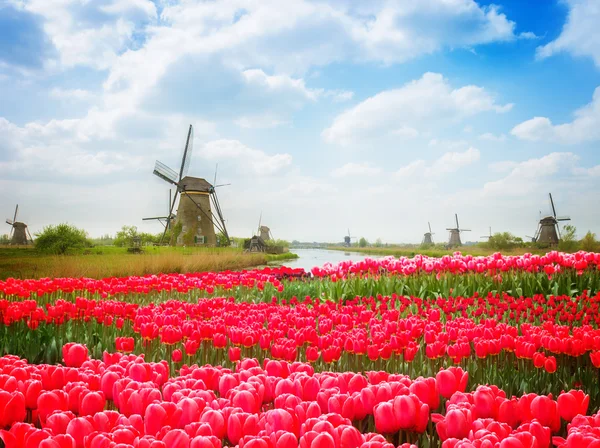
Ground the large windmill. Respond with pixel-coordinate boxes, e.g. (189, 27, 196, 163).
(446, 214, 470, 247)
(422, 222, 434, 245)
(5, 205, 33, 245)
(532, 193, 570, 245)
(344, 229, 357, 247)
(152, 125, 231, 246)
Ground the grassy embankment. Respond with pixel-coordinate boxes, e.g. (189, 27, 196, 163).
(327, 245, 550, 258)
(0, 245, 298, 280)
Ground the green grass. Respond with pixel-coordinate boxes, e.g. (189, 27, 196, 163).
(265, 252, 299, 263)
(0, 245, 295, 280)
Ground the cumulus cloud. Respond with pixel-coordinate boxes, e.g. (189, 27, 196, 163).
(478, 132, 507, 142)
(482, 152, 580, 196)
(511, 86, 600, 143)
(322, 73, 511, 146)
(395, 147, 480, 178)
(199, 139, 292, 175)
(536, 0, 600, 68)
(331, 162, 382, 178)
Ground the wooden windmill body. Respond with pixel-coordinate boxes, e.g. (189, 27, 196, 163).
(422, 222, 434, 245)
(151, 125, 230, 246)
(6, 205, 33, 245)
(533, 193, 570, 246)
(446, 214, 470, 247)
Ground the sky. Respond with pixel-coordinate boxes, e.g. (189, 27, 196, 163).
(0, 0, 599, 244)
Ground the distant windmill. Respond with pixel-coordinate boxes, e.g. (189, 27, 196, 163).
(344, 229, 357, 247)
(446, 214, 471, 247)
(422, 222, 435, 245)
(532, 193, 570, 245)
(152, 125, 231, 246)
(481, 227, 492, 240)
(5, 205, 33, 245)
(143, 190, 176, 230)
(256, 212, 273, 241)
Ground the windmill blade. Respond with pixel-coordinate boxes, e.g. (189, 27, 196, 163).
(549, 193, 557, 218)
(428, 222, 432, 233)
(13, 205, 18, 223)
(159, 190, 180, 244)
(258, 212, 262, 235)
(178, 125, 194, 182)
(153, 161, 179, 185)
(6, 219, 14, 225)
(455, 214, 459, 229)
(213, 163, 218, 187)
(461, 229, 472, 232)
(214, 183, 232, 188)
(26, 226, 33, 242)
(210, 191, 230, 244)
(556, 216, 571, 221)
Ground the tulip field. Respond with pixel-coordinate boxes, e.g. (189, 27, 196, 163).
(1, 251, 600, 448)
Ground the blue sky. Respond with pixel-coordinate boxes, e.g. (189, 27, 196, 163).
(1, 0, 599, 243)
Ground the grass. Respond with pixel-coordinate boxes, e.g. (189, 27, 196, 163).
(327, 245, 551, 258)
(0, 245, 292, 279)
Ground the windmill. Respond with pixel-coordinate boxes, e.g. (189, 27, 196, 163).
(142, 190, 176, 231)
(152, 125, 231, 246)
(256, 213, 273, 241)
(344, 229, 357, 247)
(5, 205, 33, 245)
(446, 214, 470, 247)
(481, 227, 492, 240)
(422, 222, 434, 245)
(532, 193, 570, 245)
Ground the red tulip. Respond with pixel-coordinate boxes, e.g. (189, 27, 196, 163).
(62, 343, 88, 368)
(172, 349, 183, 363)
(436, 367, 468, 399)
(558, 390, 589, 422)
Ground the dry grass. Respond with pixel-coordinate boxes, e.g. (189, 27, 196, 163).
(0, 247, 268, 279)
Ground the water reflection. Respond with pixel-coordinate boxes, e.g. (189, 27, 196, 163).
(280, 248, 385, 271)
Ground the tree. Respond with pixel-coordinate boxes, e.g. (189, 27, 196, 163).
(486, 232, 524, 251)
(374, 238, 383, 247)
(35, 224, 91, 254)
(558, 225, 578, 252)
(0, 234, 9, 245)
(359, 237, 368, 248)
(114, 226, 139, 247)
(581, 231, 598, 252)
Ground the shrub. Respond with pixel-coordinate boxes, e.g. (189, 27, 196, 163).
(581, 231, 598, 252)
(35, 224, 91, 254)
(558, 225, 579, 252)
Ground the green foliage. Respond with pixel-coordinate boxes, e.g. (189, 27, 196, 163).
(265, 238, 290, 248)
(581, 231, 598, 252)
(359, 237, 368, 248)
(171, 222, 183, 246)
(114, 226, 158, 247)
(34, 223, 91, 254)
(0, 234, 9, 244)
(559, 225, 579, 252)
(216, 232, 230, 247)
(91, 234, 114, 246)
(484, 232, 524, 251)
(374, 238, 383, 247)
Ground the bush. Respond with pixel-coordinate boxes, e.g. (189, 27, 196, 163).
(485, 232, 524, 251)
(35, 224, 91, 254)
(581, 231, 598, 252)
(558, 225, 579, 252)
(359, 237, 368, 248)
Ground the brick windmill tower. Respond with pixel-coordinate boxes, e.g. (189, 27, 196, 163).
(422, 222, 434, 245)
(152, 125, 231, 246)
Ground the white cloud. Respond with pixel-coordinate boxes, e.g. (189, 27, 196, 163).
(482, 152, 580, 196)
(49, 88, 95, 102)
(511, 86, 600, 143)
(331, 162, 381, 178)
(322, 73, 511, 146)
(478, 132, 507, 142)
(199, 139, 292, 175)
(536, 0, 600, 67)
(242, 69, 321, 101)
(234, 114, 289, 129)
(395, 147, 480, 178)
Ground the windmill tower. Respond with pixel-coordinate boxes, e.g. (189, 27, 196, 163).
(532, 193, 570, 245)
(152, 125, 231, 246)
(446, 214, 470, 247)
(344, 229, 357, 247)
(6, 205, 33, 245)
(422, 222, 434, 245)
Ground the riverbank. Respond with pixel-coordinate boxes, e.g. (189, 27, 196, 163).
(326, 245, 549, 258)
(0, 246, 298, 280)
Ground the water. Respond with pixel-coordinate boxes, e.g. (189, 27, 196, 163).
(280, 248, 385, 271)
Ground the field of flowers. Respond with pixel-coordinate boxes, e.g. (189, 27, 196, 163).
(1, 251, 600, 448)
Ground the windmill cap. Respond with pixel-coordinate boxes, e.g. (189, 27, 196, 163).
(179, 176, 213, 192)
